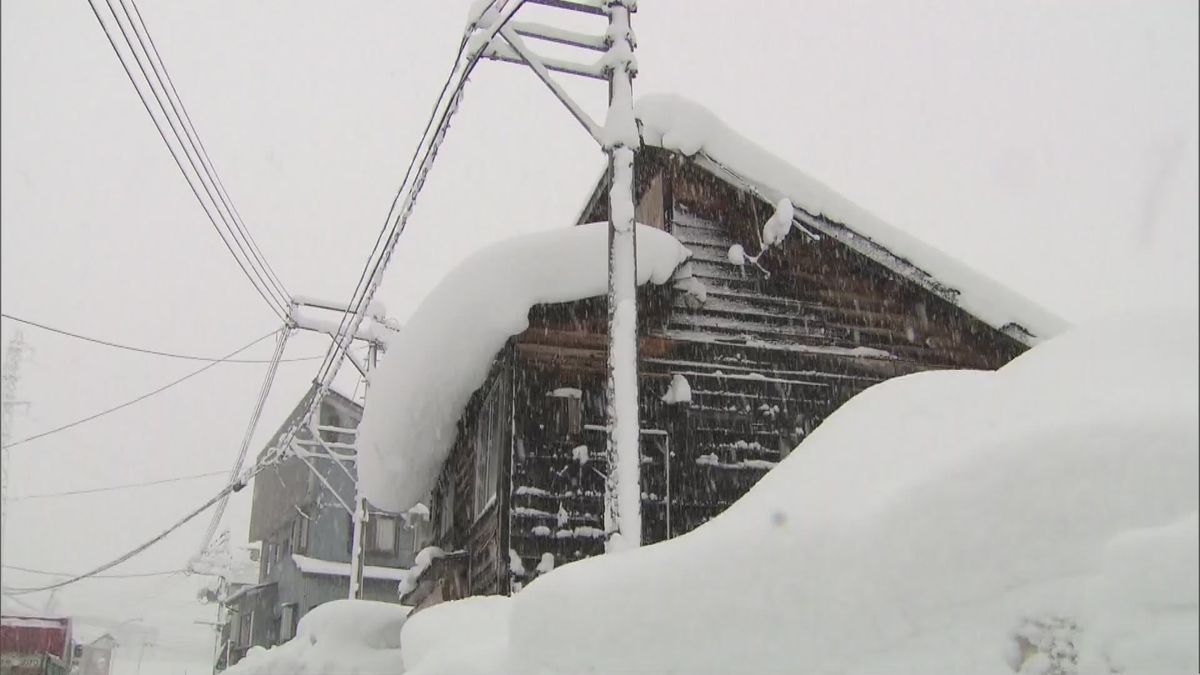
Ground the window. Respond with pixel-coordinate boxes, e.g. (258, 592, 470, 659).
(546, 388, 583, 437)
(367, 515, 398, 555)
(566, 397, 582, 436)
(240, 611, 253, 647)
(291, 514, 310, 555)
(473, 374, 509, 517)
(229, 612, 241, 646)
(410, 517, 424, 553)
(264, 543, 275, 577)
(280, 604, 297, 642)
(435, 482, 454, 538)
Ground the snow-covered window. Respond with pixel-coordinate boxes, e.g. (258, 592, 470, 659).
(473, 373, 510, 518)
(279, 604, 297, 642)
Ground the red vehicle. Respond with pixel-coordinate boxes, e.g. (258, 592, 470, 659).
(0, 616, 73, 675)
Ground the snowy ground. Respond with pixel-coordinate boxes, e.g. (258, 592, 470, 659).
(229, 311, 1198, 675)
(224, 600, 410, 675)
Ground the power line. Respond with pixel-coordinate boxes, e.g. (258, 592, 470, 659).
(1, 329, 279, 450)
(272, 2, 520, 497)
(0, 462, 263, 595)
(0, 312, 326, 363)
(194, 330, 289, 557)
(83, 0, 290, 321)
(315, 0, 516, 387)
(2, 564, 181, 579)
(8, 470, 227, 501)
(120, 0, 292, 307)
(99, 0, 291, 315)
(105, 0, 292, 317)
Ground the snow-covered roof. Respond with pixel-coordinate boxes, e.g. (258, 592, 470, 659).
(291, 554, 409, 583)
(356, 223, 692, 513)
(634, 94, 1069, 344)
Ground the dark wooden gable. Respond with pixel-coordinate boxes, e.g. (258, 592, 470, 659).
(411, 146, 1032, 609)
(503, 147, 1027, 578)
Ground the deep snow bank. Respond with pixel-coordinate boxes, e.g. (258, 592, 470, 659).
(225, 600, 410, 675)
(400, 310, 1197, 675)
(356, 223, 691, 513)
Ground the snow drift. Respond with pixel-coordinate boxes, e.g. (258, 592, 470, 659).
(399, 310, 1197, 675)
(356, 222, 691, 513)
(225, 600, 410, 675)
(226, 311, 1196, 675)
(635, 94, 1069, 343)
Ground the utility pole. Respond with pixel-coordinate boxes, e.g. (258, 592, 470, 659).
(1, 330, 30, 550)
(348, 339, 378, 599)
(600, 0, 642, 552)
(284, 297, 384, 599)
(479, 0, 643, 551)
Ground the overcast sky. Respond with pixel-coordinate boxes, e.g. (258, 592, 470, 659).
(2, 1, 1196, 672)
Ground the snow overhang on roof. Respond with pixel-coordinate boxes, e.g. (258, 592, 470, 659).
(356, 222, 692, 513)
(633, 94, 1069, 345)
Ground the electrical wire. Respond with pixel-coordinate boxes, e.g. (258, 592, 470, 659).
(2, 564, 181, 579)
(0, 312, 326, 363)
(194, 329, 290, 556)
(83, 0, 290, 321)
(265, 9, 491, 470)
(315, 0, 520, 389)
(100, 0, 291, 314)
(1, 329, 279, 450)
(7, 470, 227, 501)
(268, 3, 524, 487)
(0, 462, 265, 595)
(101, 0, 292, 314)
(120, 0, 292, 306)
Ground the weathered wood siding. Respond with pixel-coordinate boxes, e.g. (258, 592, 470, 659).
(426, 356, 513, 600)
(423, 147, 1029, 602)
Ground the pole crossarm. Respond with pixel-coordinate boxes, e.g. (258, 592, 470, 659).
(495, 27, 605, 140)
(483, 40, 608, 82)
(525, 0, 607, 16)
(510, 21, 608, 51)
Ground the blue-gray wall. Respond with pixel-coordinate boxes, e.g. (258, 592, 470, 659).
(222, 386, 416, 668)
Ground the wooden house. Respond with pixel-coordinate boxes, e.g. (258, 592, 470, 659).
(368, 97, 1066, 612)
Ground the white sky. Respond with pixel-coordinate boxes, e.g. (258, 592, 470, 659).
(1, 1, 1196, 672)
